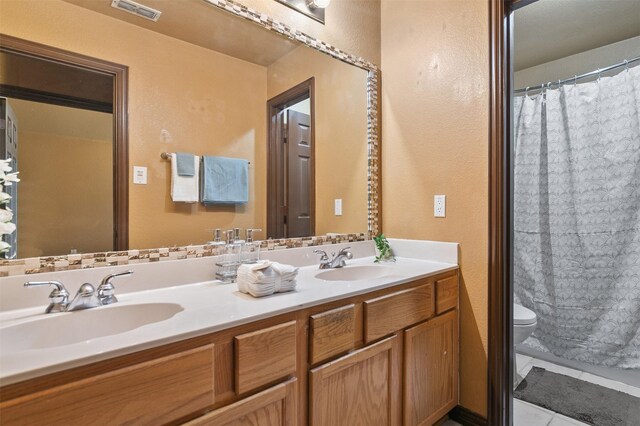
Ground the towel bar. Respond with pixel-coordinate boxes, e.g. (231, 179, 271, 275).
(161, 152, 250, 164)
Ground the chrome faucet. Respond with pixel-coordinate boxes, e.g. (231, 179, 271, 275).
(23, 281, 69, 313)
(314, 247, 353, 269)
(25, 270, 134, 313)
(98, 270, 133, 305)
(66, 283, 100, 311)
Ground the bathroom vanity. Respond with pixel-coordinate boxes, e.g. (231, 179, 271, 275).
(0, 240, 459, 425)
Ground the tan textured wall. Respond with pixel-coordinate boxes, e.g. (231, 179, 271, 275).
(241, 0, 381, 65)
(381, 0, 489, 416)
(18, 131, 113, 258)
(9, 99, 113, 258)
(0, 0, 268, 249)
(267, 46, 369, 235)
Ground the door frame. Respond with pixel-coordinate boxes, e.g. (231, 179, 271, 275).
(0, 34, 129, 251)
(487, 1, 537, 425)
(266, 78, 316, 239)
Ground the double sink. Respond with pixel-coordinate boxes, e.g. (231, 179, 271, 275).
(0, 263, 393, 356)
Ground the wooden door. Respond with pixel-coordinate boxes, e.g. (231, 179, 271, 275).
(286, 109, 313, 237)
(267, 78, 315, 239)
(404, 310, 458, 426)
(186, 379, 297, 426)
(309, 334, 401, 426)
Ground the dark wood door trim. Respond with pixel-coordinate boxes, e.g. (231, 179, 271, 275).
(0, 85, 113, 113)
(0, 34, 129, 251)
(266, 78, 315, 239)
(488, 0, 536, 425)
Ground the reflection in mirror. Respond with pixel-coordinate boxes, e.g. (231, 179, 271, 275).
(0, 0, 370, 258)
(3, 98, 113, 258)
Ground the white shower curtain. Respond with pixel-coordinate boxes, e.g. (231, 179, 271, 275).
(513, 66, 640, 369)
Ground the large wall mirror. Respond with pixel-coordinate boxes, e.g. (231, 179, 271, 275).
(0, 0, 379, 260)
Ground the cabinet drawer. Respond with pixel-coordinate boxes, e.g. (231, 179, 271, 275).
(235, 320, 297, 394)
(310, 304, 356, 364)
(0, 345, 215, 426)
(436, 275, 458, 314)
(364, 283, 434, 343)
(186, 378, 297, 426)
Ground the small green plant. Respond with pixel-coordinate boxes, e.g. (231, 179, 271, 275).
(373, 233, 395, 263)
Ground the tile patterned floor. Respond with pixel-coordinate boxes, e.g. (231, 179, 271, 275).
(513, 353, 640, 426)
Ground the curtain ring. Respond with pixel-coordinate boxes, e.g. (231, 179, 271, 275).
(573, 75, 578, 87)
(525, 86, 530, 97)
(597, 68, 602, 82)
(624, 59, 629, 72)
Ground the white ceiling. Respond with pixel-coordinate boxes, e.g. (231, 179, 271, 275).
(514, 0, 640, 71)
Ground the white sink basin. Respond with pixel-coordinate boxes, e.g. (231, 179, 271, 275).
(315, 265, 393, 282)
(0, 303, 183, 353)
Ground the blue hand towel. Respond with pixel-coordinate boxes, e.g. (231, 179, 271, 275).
(201, 156, 249, 205)
(176, 152, 195, 176)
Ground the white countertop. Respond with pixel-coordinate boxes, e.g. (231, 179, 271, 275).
(0, 239, 458, 386)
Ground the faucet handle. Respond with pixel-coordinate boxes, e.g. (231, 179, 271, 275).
(98, 270, 133, 305)
(338, 246, 352, 255)
(24, 281, 70, 313)
(314, 249, 329, 261)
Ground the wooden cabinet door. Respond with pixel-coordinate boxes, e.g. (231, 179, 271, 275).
(404, 310, 458, 426)
(186, 378, 297, 426)
(309, 334, 401, 426)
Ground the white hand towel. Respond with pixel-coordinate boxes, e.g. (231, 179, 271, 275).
(171, 153, 200, 203)
(271, 262, 299, 276)
(237, 261, 297, 297)
(237, 262, 275, 284)
(275, 277, 297, 293)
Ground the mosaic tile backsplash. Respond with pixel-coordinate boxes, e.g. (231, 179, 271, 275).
(0, 234, 369, 277)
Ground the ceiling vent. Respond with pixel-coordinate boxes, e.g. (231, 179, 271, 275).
(111, 0, 161, 22)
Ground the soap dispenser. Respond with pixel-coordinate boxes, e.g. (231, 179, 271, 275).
(215, 229, 241, 283)
(207, 229, 225, 250)
(242, 228, 262, 264)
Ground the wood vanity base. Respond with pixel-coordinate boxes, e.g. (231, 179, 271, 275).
(0, 270, 458, 426)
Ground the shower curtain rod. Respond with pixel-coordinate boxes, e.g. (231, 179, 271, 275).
(514, 55, 640, 94)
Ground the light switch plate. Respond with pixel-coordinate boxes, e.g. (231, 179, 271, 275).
(335, 199, 343, 216)
(133, 166, 147, 184)
(434, 195, 446, 217)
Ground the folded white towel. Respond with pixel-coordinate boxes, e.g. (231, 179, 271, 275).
(271, 262, 299, 276)
(171, 153, 200, 203)
(237, 261, 298, 297)
(237, 261, 298, 283)
(239, 279, 297, 298)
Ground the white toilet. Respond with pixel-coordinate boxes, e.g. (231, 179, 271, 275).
(513, 303, 537, 384)
(514, 303, 537, 344)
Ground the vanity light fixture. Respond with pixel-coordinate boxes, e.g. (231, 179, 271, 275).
(275, 0, 327, 24)
(111, 0, 161, 22)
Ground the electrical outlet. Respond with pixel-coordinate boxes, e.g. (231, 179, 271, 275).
(434, 195, 446, 217)
(335, 199, 343, 216)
